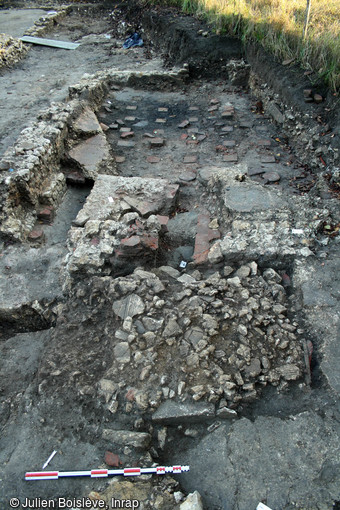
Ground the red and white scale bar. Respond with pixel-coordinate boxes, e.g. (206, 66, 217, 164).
(25, 465, 189, 481)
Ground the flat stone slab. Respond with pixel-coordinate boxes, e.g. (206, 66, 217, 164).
(0, 244, 65, 321)
(72, 107, 102, 136)
(68, 133, 114, 179)
(223, 185, 286, 213)
(152, 401, 215, 423)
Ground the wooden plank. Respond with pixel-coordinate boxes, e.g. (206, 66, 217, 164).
(20, 36, 80, 50)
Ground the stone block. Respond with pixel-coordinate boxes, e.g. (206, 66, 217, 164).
(152, 401, 215, 423)
(68, 133, 115, 179)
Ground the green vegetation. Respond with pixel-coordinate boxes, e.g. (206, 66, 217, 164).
(143, 0, 340, 91)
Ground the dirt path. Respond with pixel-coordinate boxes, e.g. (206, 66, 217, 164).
(0, 3, 339, 510)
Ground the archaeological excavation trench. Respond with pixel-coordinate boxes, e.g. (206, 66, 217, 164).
(0, 2, 339, 510)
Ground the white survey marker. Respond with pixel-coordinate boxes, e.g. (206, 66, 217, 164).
(20, 36, 80, 50)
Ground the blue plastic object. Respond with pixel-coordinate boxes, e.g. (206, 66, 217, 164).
(123, 32, 144, 49)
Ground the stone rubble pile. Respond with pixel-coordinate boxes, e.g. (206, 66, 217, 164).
(44, 261, 305, 418)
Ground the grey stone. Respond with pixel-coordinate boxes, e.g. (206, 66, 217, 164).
(243, 358, 262, 378)
(180, 491, 203, 510)
(267, 102, 284, 124)
(223, 185, 286, 213)
(113, 294, 145, 320)
(263, 268, 282, 284)
(227, 276, 241, 288)
(102, 429, 151, 449)
(142, 317, 164, 331)
(158, 266, 181, 279)
(152, 401, 215, 423)
(235, 265, 251, 279)
(113, 342, 130, 363)
(276, 364, 301, 380)
(208, 241, 223, 264)
(163, 318, 182, 338)
(185, 327, 205, 348)
(178, 274, 196, 284)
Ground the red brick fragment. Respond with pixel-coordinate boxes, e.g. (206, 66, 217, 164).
(215, 145, 226, 153)
(120, 131, 134, 139)
(156, 215, 169, 233)
(121, 236, 141, 248)
(125, 389, 135, 401)
(178, 120, 190, 129)
(147, 156, 160, 163)
(141, 235, 159, 250)
(28, 229, 44, 242)
(150, 138, 164, 148)
(37, 206, 54, 223)
(105, 451, 122, 468)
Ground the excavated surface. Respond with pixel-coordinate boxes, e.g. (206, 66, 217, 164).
(0, 3, 339, 510)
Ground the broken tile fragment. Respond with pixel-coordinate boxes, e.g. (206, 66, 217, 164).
(260, 155, 276, 163)
(120, 131, 134, 139)
(208, 105, 219, 112)
(179, 172, 196, 182)
(28, 229, 44, 242)
(147, 156, 160, 163)
(223, 140, 236, 148)
(150, 138, 165, 148)
(117, 140, 135, 148)
(263, 171, 281, 182)
(178, 120, 190, 129)
(223, 153, 238, 163)
(183, 155, 198, 164)
(68, 133, 114, 179)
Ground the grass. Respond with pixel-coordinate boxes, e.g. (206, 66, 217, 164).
(143, 0, 340, 91)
